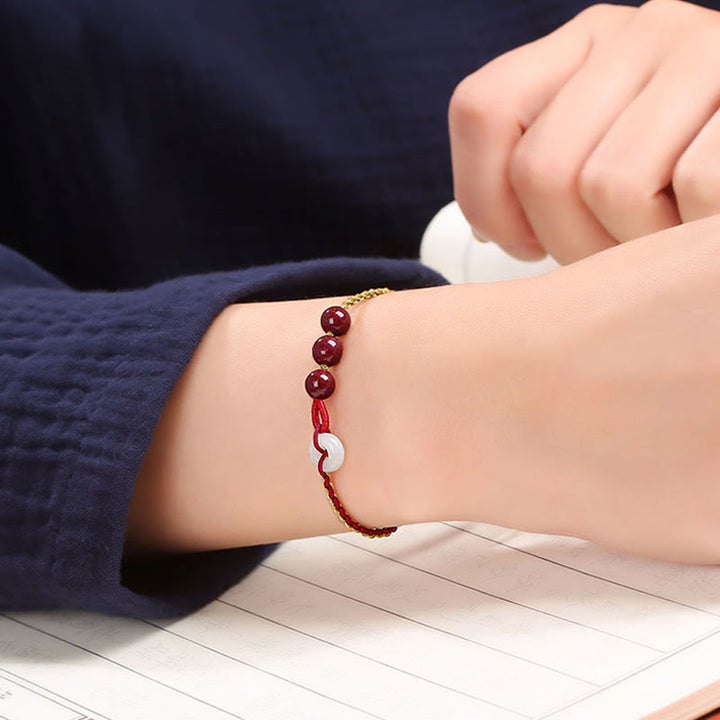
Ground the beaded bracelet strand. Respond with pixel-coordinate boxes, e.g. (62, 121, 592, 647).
(304, 288, 398, 538)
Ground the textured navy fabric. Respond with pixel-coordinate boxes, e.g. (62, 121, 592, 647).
(1, 0, 611, 291)
(6, 0, 710, 617)
(0, 245, 446, 617)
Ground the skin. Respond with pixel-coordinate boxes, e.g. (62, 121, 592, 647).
(126, 213, 720, 565)
(449, 0, 720, 264)
(126, 0, 720, 564)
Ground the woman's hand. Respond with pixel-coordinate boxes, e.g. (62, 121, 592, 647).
(449, 0, 720, 264)
(436, 213, 720, 564)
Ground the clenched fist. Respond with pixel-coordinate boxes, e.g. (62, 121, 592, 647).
(450, 0, 720, 264)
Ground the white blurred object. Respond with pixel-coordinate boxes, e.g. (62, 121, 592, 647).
(420, 201, 559, 283)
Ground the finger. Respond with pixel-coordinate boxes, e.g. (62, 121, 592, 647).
(579, 30, 720, 241)
(509, 6, 671, 264)
(449, 4, 632, 261)
(674, 104, 720, 222)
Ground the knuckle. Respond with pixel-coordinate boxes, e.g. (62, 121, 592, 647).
(576, 3, 622, 21)
(508, 142, 573, 198)
(448, 76, 480, 125)
(673, 157, 720, 210)
(578, 161, 642, 213)
(448, 80, 487, 137)
(448, 65, 508, 134)
(574, 2, 636, 29)
(638, 0, 681, 16)
(636, 0, 702, 25)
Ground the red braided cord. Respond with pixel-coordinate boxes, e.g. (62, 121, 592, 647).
(311, 398, 330, 434)
(310, 399, 396, 538)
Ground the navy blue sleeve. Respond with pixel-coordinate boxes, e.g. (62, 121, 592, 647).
(0, 243, 448, 617)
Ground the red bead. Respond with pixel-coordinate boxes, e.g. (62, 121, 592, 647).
(321, 306, 351, 335)
(312, 335, 343, 366)
(305, 369, 336, 399)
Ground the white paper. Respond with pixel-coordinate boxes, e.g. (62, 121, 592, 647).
(3, 522, 720, 720)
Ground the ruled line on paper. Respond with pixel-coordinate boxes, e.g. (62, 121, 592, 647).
(5, 522, 719, 720)
(258, 564, 600, 687)
(213, 600, 534, 718)
(150, 592, 533, 719)
(267, 532, 667, 689)
(536, 625, 720, 719)
(139, 618, 386, 720)
(388, 522, 719, 652)
(3, 608, 390, 720)
(443, 523, 720, 619)
(0, 614, 245, 720)
(329, 536, 663, 652)
(0, 668, 110, 720)
(230, 562, 598, 718)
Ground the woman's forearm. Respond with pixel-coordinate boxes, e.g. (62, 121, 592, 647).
(125, 216, 720, 565)
(124, 282, 536, 554)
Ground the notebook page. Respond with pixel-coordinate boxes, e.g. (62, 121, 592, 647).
(2, 520, 720, 720)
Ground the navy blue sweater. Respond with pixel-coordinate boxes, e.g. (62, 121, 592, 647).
(1, 0, 672, 617)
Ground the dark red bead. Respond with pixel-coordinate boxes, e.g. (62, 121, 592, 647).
(312, 335, 343, 366)
(321, 306, 351, 335)
(305, 369, 335, 399)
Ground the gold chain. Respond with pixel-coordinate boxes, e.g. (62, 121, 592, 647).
(341, 287, 392, 310)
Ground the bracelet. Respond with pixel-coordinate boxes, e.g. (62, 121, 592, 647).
(304, 288, 398, 538)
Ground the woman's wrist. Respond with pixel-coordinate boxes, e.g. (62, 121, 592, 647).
(123, 287, 455, 553)
(380, 280, 564, 536)
(124, 279, 554, 555)
(296, 281, 555, 535)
